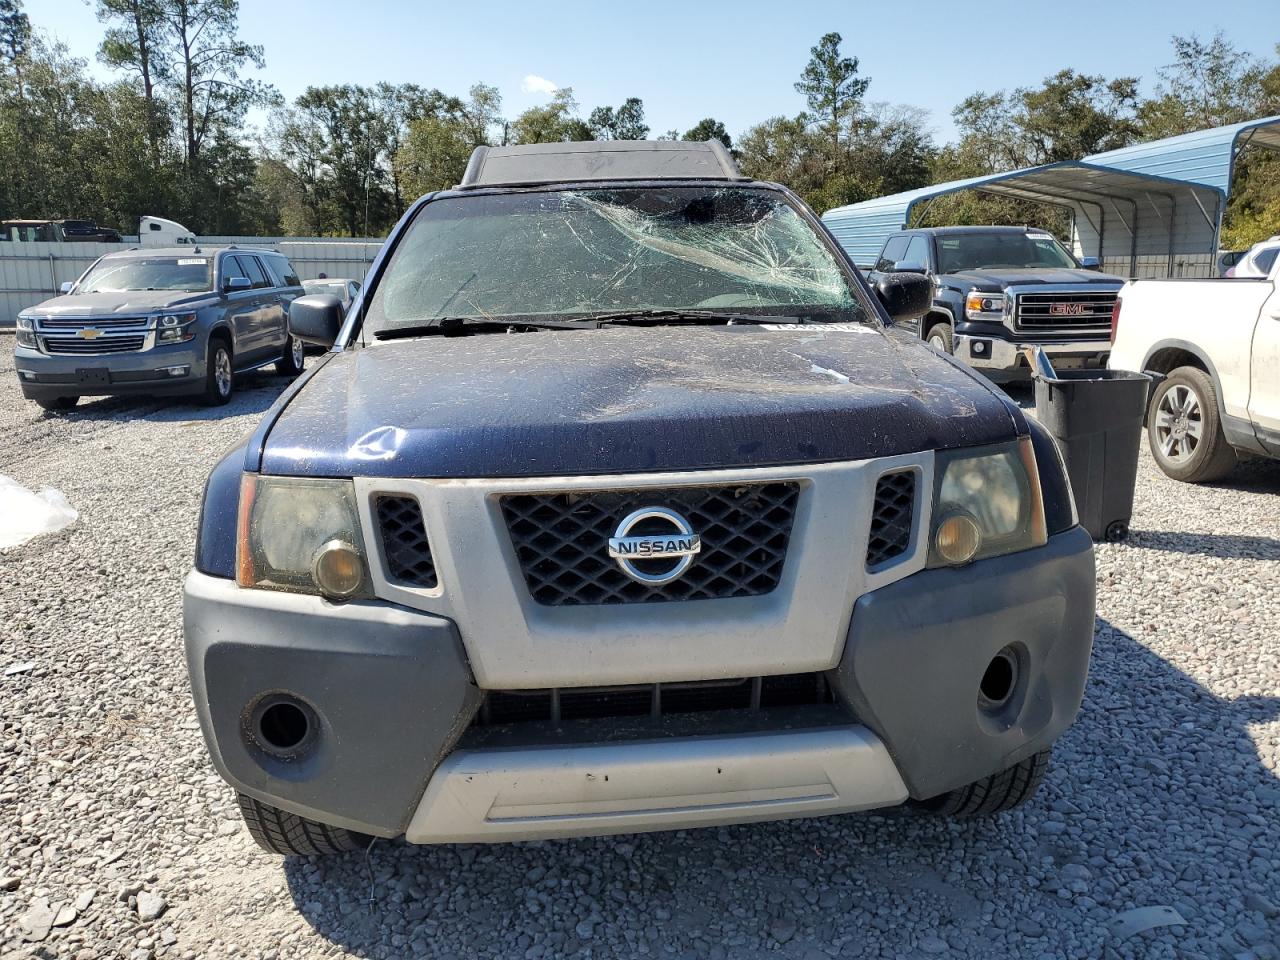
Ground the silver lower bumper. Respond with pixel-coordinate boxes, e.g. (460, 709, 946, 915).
(955, 334, 1109, 372)
(405, 725, 908, 843)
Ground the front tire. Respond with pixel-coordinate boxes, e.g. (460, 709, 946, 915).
(926, 322, 953, 354)
(921, 749, 1050, 816)
(203, 339, 234, 407)
(276, 334, 305, 377)
(35, 396, 79, 412)
(237, 794, 369, 857)
(1147, 366, 1236, 483)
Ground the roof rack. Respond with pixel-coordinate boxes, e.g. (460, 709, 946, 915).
(457, 140, 746, 189)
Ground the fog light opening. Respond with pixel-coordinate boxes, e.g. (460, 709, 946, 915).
(979, 648, 1018, 708)
(256, 698, 311, 753)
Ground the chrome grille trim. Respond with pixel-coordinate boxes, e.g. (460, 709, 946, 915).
(1006, 284, 1121, 337)
(35, 316, 154, 355)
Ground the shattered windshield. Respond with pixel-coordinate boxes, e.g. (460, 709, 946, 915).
(936, 233, 1078, 273)
(362, 186, 868, 334)
(77, 257, 213, 293)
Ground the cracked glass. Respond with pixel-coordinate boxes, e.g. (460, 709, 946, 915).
(363, 186, 868, 334)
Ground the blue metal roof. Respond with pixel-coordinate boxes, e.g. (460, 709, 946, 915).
(1084, 115, 1280, 193)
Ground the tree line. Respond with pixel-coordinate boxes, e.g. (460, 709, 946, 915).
(1, 0, 1276, 247)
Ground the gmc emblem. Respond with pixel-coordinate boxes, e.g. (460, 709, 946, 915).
(1049, 302, 1086, 316)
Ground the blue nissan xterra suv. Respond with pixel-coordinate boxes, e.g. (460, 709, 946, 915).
(184, 141, 1095, 855)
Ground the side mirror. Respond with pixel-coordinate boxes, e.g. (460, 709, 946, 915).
(875, 272, 933, 323)
(1080, 257, 1101, 271)
(58, 281, 74, 295)
(223, 275, 252, 292)
(289, 294, 345, 348)
(892, 260, 927, 275)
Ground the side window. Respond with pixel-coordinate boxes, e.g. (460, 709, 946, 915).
(279, 258, 301, 287)
(148, 222, 161, 232)
(875, 235, 910, 272)
(903, 235, 930, 271)
(1255, 247, 1278, 275)
(239, 255, 271, 289)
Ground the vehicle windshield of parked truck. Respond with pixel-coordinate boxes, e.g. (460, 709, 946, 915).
(76, 256, 213, 294)
(936, 232, 1079, 273)
(363, 186, 868, 337)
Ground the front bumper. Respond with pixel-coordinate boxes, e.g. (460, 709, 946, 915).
(955, 334, 1110, 381)
(14, 341, 207, 399)
(184, 526, 1094, 841)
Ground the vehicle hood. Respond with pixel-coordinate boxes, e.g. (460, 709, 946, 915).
(944, 268, 1124, 289)
(25, 290, 214, 317)
(261, 326, 1022, 479)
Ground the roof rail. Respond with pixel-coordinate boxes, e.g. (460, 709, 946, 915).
(457, 140, 746, 189)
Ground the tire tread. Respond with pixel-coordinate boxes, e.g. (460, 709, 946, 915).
(927, 749, 1050, 816)
(237, 793, 366, 856)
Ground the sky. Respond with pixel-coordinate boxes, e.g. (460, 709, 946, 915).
(27, 0, 1280, 145)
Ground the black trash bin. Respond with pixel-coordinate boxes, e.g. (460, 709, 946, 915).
(1032, 366, 1152, 542)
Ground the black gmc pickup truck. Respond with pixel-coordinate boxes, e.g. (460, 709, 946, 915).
(866, 226, 1125, 382)
(184, 141, 1095, 857)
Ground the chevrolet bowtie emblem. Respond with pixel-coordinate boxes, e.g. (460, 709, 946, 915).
(77, 328, 103, 339)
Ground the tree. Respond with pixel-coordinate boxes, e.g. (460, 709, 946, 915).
(587, 97, 648, 140)
(510, 88, 590, 144)
(794, 32, 869, 150)
(1139, 32, 1274, 138)
(0, 0, 29, 72)
(953, 70, 1138, 170)
(682, 117, 732, 150)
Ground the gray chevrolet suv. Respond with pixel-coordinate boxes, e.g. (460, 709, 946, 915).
(13, 246, 308, 410)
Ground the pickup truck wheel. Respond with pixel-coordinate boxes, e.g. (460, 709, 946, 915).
(926, 322, 953, 354)
(920, 749, 1050, 816)
(237, 793, 369, 857)
(202, 340, 234, 407)
(35, 396, 79, 412)
(276, 334, 305, 377)
(1148, 367, 1236, 483)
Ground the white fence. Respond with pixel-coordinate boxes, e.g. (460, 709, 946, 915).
(0, 237, 385, 326)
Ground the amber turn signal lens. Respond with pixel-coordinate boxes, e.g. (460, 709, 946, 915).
(311, 539, 365, 599)
(935, 514, 982, 565)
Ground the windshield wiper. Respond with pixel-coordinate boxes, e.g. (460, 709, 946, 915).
(578, 309, 801, 326)
(374, 316, 594, 340)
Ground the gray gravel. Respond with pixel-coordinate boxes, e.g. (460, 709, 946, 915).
(1, 349, 1277, 959)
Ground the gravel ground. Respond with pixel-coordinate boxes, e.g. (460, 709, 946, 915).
(1, 345, 1277, 960)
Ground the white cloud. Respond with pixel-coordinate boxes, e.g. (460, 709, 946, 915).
(521, 74, 559, 96)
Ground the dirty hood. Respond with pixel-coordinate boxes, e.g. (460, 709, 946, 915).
(26, 290, 214, 317)
(260, 325, 1022, 478)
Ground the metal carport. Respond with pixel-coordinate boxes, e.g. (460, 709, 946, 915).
(1084, 115, 1280, 193)
(822, 162, 1225, 278)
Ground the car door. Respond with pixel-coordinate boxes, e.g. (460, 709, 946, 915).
(247, 254, 291, 356)
(219, 255, 263, 362)
(1248, 251, 1280, 453)
(235, 254, 279, 364)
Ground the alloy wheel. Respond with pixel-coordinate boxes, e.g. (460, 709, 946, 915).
(1154, 383, 1202, 464)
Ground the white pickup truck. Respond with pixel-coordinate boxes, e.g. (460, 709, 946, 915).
(1108, 256, 1280, 482)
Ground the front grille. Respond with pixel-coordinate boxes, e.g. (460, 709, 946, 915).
(501, 482, 800, 606)
(866, 470, 916, 569)
(476, 673, 833, 726)
(1013, 291, 1117, 334)
(374, 495, 437, 588)
(42, 335, 147, 355)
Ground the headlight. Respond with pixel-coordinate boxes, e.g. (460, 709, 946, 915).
(928, 438, 1046, 567)
(236, 475, 372, 600)
(964, 292, 1005, 320)
(155, 312, 197, 343)
(15, 314, 38, 349)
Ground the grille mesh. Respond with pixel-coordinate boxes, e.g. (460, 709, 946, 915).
(375, 495, 437, 588)
(478, 673, 832, 726)
(501, 482, 800, 606)
(43, 335, 146, 355)
(866, 471, 916, 569)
